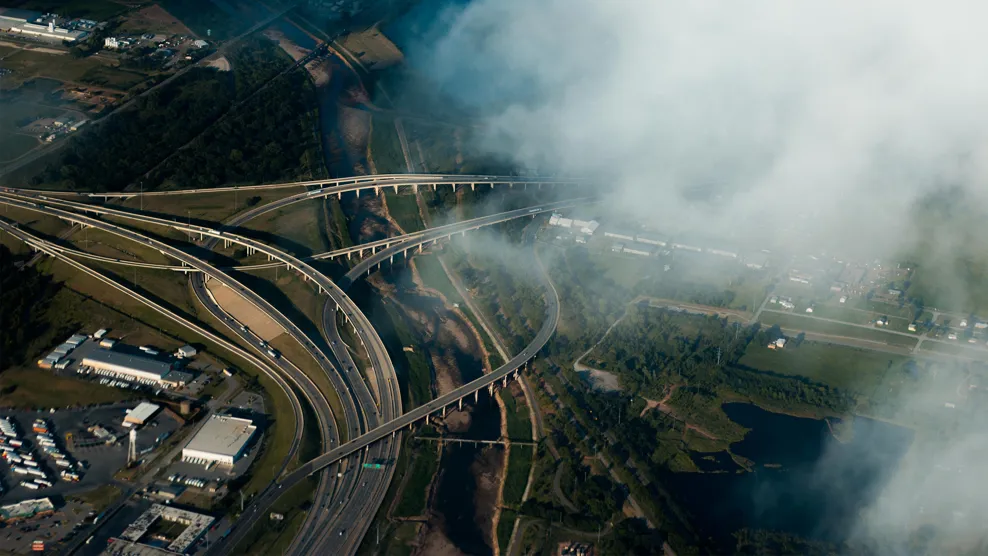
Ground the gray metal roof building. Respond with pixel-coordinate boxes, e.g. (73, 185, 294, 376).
(82, 350, 174, 382)
(182, 415, 256, 466)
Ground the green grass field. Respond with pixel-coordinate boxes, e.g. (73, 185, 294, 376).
(919, 341, 988, 358)
(233, 476, 317, 555)
(502, 445, 533, 507)
(412, 254, 460, 301)
(739, 341, 911, 394)
(385, 192, 424, 233)
(326, 197, 353, 250)
(501, 390, 532, 441)
(17, 0, 127, 19)
(1, 50, 149, 91)
(809, 303, 914, 333)
(497, 509, 517, 554)
(0, 367, 138, 409)
(0, 133, 39, 162)
(116, 189, 303, 223)
(412, 254, 506, 367)
(68, 484, 122, 512)
(368, 115, 407, 173)
(393, 442, 439, 517)
(758, 311, 918, 348)
(240, 200, 330, 257)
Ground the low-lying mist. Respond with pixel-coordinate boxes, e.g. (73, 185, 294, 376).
(388, 0, 988, 552)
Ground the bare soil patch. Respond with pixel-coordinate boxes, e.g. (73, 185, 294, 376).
(119, 4, 195, 36)
(206, 56, 230, 72)
(414, 522, 464, 556)
(339, 26, 404, 71)
(643, 385, 720, 440)
(206, 281, 282, 341)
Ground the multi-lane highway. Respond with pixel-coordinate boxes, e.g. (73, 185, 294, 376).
(0, 176, 574, 555)
(0, 219, 312, 553)
(1, 197, 593, 274)
(0, 194, 346, 528)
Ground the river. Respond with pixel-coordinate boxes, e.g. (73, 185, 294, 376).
(668, 403, 913, 549)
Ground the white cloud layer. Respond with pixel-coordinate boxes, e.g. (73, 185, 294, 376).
(409, 0, 988, 255)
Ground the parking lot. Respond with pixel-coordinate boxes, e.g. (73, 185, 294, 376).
(75, 498, 154, 556)
(0, 406, 179, 505)
(0, 499, 93, 554)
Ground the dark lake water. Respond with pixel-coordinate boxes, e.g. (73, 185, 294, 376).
(271, 20, 317, 50)
(668, 403, 913, 549)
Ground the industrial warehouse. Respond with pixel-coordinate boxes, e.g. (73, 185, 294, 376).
(0, 8, 95, 42)
(81, 350, 192, 388)
(182, 415, 257, 467)
(117, 504, 214, 554)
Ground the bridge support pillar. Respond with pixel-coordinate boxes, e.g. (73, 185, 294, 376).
(474, 390, 478, 403)
(389, 254, 393, 265)
(413, 183, 418, 194)
(458, 398, 462, 411)
(503, 376, 507, 388)
(392, 430, 395, 439)
(393, 184, 398, 194)
(356, 188, 360, 198)
(442, 405, 446, 418)
(418, 244, 423, 253)
(346, 252, 351, 260)
(374, 187, 379, 196)
(470, 183, 475, 191)
(409, 421, 413, 431)
(488, 383, 494, 396)
(337, 191, 342, 200)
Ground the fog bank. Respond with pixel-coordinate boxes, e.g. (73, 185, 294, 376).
(404, 0, 988, 257)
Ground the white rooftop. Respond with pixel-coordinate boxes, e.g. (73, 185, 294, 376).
(125, 402, 161, 424)
(184, 415, 256, 458)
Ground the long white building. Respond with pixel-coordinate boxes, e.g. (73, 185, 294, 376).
(82, 350, 175, 381)
(182, 415, 256, 466)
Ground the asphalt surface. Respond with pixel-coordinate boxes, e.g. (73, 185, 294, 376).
(0, 220, 306, 556)
(1, 184, 573, 555)
(194, 200, 389, 556)
(0, 197, 594, 274)
(84, 174, 586, 198)
(7, 189, 408, 554)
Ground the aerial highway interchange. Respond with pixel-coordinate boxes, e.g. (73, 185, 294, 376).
(0, 174, 586, 555)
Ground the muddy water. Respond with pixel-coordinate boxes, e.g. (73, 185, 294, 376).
(386, 266, 504, 555)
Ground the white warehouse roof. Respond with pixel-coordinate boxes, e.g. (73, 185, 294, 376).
(82, 350, 173, 379)
(183, 415, 256, 460)
(124, 403, 161, 425)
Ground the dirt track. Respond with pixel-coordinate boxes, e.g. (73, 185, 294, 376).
(206, 281, 282, 341)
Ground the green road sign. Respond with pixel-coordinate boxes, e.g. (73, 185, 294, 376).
(361, 463, 383, 469)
